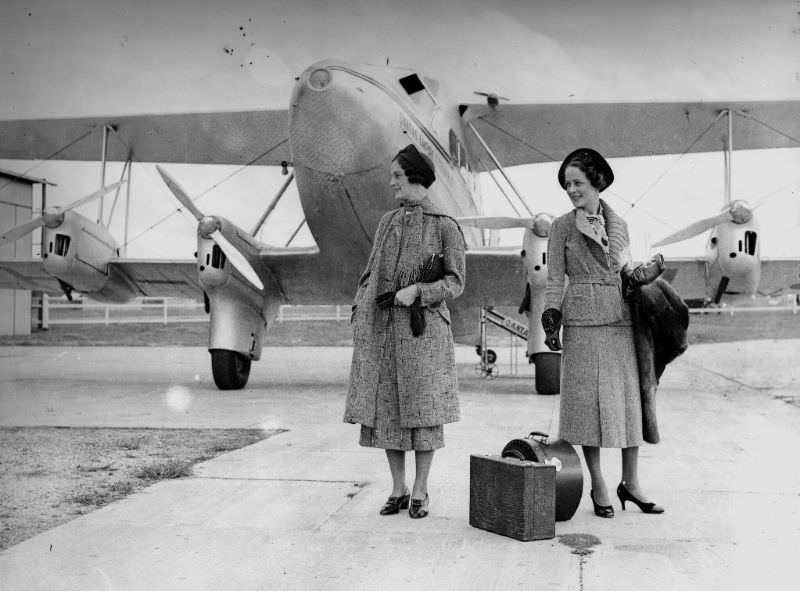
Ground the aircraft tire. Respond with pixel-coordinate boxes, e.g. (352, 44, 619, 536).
(210, 349, 251, 390)
(532, 352, 560, 395)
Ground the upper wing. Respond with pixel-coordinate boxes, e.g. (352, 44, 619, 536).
(0, 110, 289, 165)
(456, 248, 527, 307)
(759, 258, 800, 295)
(0, 258, 62, 294)
(460, 100, 800, 172)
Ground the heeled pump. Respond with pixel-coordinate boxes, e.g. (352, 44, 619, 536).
(590, 490, 614, 518)
(617, 482, 664, 514)
(379, 489, 410, 515)
(408, 494, 429, 519)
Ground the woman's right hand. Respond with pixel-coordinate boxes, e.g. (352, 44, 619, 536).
(541, 308, 563, 351)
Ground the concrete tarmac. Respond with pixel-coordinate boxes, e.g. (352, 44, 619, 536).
(0, 341, 798, 590)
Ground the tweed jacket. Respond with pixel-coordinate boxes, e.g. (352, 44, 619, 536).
(545, 199, 633, 326)
(344, 207, 466, 428)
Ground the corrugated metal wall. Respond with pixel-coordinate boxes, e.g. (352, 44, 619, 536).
(0, 173, 34, 335)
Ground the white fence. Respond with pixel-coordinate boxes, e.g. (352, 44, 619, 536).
(688, 295, 798, 315)
(32, 296, 350, 327)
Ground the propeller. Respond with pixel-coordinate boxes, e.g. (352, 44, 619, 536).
(457, 213, 553, 237)
(473, 91, 509, 107)
(652, 200, 754, 247)
(156, 165, 264, 290)
(0, 181, 124, 247)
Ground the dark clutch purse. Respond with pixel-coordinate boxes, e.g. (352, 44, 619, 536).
(409, 253, 446, 337)
(376, 253, 446, 336)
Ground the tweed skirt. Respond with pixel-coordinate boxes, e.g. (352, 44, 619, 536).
(558, 324, 643, 448)
(358, 317, 444, 451)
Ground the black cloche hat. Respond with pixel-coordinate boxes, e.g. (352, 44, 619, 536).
(558, 148, 614, 192)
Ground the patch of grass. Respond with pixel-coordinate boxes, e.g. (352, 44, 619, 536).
(18, 469, 48, 478)
(135, 459, 192, 480)
(114, 436, 143, 451)
(0, 427, 282, 550)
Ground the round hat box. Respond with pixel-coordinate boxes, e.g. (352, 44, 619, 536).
(501, 432, 583, 521)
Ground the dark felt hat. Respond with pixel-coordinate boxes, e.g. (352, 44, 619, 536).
(558, 148, 614, 192)
(394, 144, 436, 188)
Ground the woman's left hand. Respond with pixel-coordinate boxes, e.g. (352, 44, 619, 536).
(394, 284, 419, 307)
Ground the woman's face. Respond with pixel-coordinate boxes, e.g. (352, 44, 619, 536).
(564, 165, 600, 212)
(390, 160, 424, 203)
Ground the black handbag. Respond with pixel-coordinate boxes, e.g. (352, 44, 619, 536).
(377, 252, 446, 336)
(408, 253, 445, 336)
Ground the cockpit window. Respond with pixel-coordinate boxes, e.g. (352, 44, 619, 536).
(448, 129, 468, 169)
(399, 74, 426, 95)
(54, 234, 71, 256)
(398, 73, 437, 113)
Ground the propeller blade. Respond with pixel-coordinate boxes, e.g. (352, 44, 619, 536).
(0, 218, 46, 246)
(62, 181, 125, 213)
(0, 181, 125, 246)
(456, 216, 536, 230)
(652, 211, 733, 247)
(156, 165, 205, 221)
(209, 229, 264, 290)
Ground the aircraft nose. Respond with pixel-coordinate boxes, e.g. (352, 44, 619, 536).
(290, 63, 393, 175)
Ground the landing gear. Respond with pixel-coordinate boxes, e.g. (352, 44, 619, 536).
(531, 352, 560, 395)
(210, 349, 252, 390)
(475, 346, 498, 378)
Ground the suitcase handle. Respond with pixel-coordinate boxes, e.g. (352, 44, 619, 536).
(526, 431, 550, 444)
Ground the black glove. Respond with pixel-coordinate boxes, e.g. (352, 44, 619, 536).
(541, 308, 563, 351)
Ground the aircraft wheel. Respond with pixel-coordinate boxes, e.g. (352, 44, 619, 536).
(532, 352, 561, 395)
(210, 349, 251, 390)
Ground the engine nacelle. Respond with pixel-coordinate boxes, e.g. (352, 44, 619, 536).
(41, 211, 118, 295)
(522, 230, 550, 289)
(196, 236, 232, 289)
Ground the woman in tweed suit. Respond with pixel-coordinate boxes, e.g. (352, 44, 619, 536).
(344, 144, 466, 519)
(542, 148, 664, 518)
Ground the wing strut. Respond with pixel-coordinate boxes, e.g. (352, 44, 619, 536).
(251, 171, 295, 236)
(466, 122, 534, 217)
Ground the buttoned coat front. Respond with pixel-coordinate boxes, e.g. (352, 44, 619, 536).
(344, 207, 466, 429)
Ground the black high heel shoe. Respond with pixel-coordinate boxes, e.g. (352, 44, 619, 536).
(379, 490, 410, 515)
(408, 494, 429, 519)
(590, 490, 614, 518)
(617, 482, 664, 514)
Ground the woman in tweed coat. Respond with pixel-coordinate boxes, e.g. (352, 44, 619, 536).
(542, 148, 664, 518)
(344, 144, 466, 519)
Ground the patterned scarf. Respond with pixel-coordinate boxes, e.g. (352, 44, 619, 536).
(394, 196, 439, 289)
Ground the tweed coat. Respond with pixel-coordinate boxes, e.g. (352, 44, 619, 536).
(344, 205, 466, 429)
(545, 199, 643, 448)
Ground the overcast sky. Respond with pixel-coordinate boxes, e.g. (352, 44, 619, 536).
(1, 0, 799, 259)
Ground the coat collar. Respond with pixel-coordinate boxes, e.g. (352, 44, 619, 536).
(572, 199, 628, 271)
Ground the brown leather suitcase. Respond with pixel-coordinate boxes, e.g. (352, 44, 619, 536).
(469, 454, 556, 541)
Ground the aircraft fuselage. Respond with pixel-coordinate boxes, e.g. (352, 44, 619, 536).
(289, 60, 483, 300)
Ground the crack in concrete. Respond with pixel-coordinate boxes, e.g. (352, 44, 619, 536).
(195, 475, 370, 485)
(683, 360, 774, 391)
